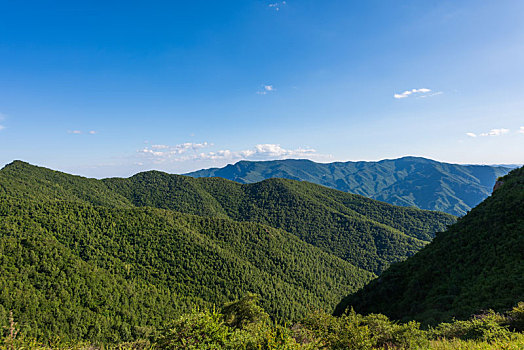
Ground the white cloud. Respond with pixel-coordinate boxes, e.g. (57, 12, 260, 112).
(394, 88, 435, 99)
(0, 113, 7, 131)
(466, 128, 510, 138)
(68, 129, 97, 135)
(198, 144, 318, 161)
(138, 142, 329, 164)
(268, 1, 286, 11)
(518, 126, 524, 134)
(150, 144, 170, 149)
(418, 91, 443, 98)
(479, 128, 509, 137)
(139, 142, 212, 161)
(257, 84, 275, 95)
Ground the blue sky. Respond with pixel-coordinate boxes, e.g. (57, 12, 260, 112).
(0, 0, 523, 177)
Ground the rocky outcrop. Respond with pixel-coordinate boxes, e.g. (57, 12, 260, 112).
(493, 180, 504, 192)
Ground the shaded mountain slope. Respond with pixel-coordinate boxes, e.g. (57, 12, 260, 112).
(186, 157, 512, 216)
(335, 166, 524, 324)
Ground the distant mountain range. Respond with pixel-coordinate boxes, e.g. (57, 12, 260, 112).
(186, 156, 513, 216)
(335, 165, 524, 324)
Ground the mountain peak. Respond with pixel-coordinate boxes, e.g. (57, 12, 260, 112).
(1, 159, 33, 170)
(186, 158, 512, 216)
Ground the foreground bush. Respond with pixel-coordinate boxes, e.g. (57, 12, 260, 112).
(154, 295, 309, 350)
(430, 311, 511, 342)
(2, 297, 524, 349)
(506, 302, 524, 332)
(300, 309, 427, 349)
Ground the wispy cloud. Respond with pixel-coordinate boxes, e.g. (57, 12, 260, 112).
(0, 112, 6, 131)
(480, 128, 509, 137)
(466, 128, 510, 138)
(257, 85, 275, 95)
(394, 88, 435, 99)
(138, 142, 330, 164)
(140, 142, 212, 159)
(418, 91, 443, 98)
(68, 129, 97, 135)
(200, 144, 317, 161)
(268, 1, 286, 11)
(518, 126, 524, 134)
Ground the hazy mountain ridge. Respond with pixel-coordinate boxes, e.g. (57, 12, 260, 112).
(335, 165, 524, 324)
(186, 157, 512, 216)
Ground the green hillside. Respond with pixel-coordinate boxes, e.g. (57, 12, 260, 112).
(0, 160, 455, 342)
(0, 207, 197, 343)
(0, 161, 520, 346)
(0, 160, 133, 208)
(0, 194, 374, 342)
(186, 157, 513, 216)
(102, 168, 455, 274)
(0, 161, 455, 275)
(335, 166, 524, 324)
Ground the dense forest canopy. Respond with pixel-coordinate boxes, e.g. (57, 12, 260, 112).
(0, 161, 522, 347)
(335, 166, 524, 325)
(187, 157, 512, 216)
(0, 160, 449, 342)
(1, 160, 455, 274)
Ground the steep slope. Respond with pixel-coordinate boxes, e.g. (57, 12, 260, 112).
(0, 194, 374, 341)
(0, 161, 454, 275)
(186, 157, 513, 216)
(0, 160, 133, 208)
(0, 198, 198, 343)
(103, 171, 455, 274)
(335, 166, 524, 324)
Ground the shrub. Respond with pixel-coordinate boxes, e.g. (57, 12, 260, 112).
(362, 314, 427, 349)
(431, 311, 510, 342)
(154, 308, 233, 349)
(300, 309, 374, 350)
(222, 293, 270, 329)
(506, 302, 524, 332)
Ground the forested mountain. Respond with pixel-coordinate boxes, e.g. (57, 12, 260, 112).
(103, 171, 455, 274)
(0, 161, 454, 274)
(0, 160, 454, 342)
(335, 166, 524, 325)
(186, 157, 513, 216)
(0, 159, 134, 208)
(0, 194, 374, 342)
